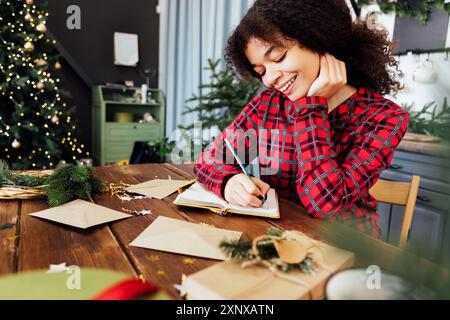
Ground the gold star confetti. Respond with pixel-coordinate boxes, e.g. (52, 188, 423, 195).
(7, 235, 19, 241)
(182, 258, 197, 265)
(148, 255, 160, 262)
(157, 270, 167, 277)
(199, 222, 215, 229)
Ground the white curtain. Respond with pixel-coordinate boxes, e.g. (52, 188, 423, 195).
(158, 0, 254, 137)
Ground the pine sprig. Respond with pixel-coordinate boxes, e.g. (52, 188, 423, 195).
(0, 160, 14, 186)
(1, 161, 106, 207)
(0, 160, 46, 187)
(11, 173, 46, 187)
(43, 165, 105, 207)
(267, 227, 284, 237)
(219, 239, 252, 261)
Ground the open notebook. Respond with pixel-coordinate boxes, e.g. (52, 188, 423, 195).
(173, 181, 280, 219)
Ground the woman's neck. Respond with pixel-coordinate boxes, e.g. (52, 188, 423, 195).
(327, 85, 358, 113)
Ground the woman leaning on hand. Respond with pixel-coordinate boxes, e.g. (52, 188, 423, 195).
(194, 0, 409, 239)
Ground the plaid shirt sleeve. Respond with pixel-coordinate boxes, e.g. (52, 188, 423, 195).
(193, 94, 261, 198)
(293, 96, 410, 219)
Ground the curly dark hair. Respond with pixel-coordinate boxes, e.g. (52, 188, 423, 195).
(225, 0, 402, 95)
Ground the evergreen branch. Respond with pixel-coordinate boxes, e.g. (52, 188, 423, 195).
(267, 227, 284, 237)
(183, 58, 260, 133)
(43, 164, 105, 207)
(0, 160, 14, 186)
(0, 160, 46, 187)
(219, 239, 252, 261)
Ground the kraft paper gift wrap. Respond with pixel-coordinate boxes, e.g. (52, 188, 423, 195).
(183, 240, 354, 300)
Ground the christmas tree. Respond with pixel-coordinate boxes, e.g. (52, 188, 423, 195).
(0, 0, 86, 170)
(181, 59, 260, 132)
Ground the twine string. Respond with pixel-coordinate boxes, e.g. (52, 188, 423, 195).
(228, 230, 333, 298)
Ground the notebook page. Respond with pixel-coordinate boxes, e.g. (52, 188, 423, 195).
(175, 182, 228, 208)
(225, 189, 278, 218)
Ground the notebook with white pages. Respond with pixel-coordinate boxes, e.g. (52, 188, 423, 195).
(173, 181, 280, 219)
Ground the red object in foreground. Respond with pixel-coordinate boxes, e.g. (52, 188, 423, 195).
(91, 278, 160, 300)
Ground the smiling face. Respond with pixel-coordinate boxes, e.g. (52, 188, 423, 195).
(244, 37, 321, 101)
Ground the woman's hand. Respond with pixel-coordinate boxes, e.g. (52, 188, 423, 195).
(224, 174, 270, 208)
(307, 53, 347, 99)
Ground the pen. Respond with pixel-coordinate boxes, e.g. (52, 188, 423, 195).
(224, 138, 267, 205)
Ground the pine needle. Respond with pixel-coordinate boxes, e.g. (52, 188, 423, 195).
(0, 160, 46, 187)
(219, 239, 252, 261)
(43, 164, 105, 207)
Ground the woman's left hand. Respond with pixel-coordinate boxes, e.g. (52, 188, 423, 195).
(307, 53, 347, 99)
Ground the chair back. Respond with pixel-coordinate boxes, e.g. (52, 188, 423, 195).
(369, 176, 421, 248)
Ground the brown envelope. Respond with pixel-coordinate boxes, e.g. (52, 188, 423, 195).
(29, 199, 132, 229)
(129, 216, 242, 260)
(125, 179, 189, 199)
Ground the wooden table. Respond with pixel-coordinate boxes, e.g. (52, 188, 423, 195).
(0, 164, 441, 299)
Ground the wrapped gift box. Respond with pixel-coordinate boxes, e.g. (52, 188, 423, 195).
(183, 240, 354, 300)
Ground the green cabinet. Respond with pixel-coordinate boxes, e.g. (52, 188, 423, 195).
(92, 85, 165, 166)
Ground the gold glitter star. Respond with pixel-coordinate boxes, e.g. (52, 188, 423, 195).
(157, 270, 167, 277)
(7, 235, 19, 241)
(148, 255, 160, 262)
(198, 222, 215, 229)
(182, 258, 197, 265)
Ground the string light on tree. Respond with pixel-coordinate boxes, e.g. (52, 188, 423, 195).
(0, 0, 87, 170)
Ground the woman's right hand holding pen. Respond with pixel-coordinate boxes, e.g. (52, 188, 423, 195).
(224, 174, 270, 208)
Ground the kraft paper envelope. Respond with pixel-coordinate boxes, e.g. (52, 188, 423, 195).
(129, 216, 242, 260)
(29, 199, 132, 229)
(125, 179, 190, 200)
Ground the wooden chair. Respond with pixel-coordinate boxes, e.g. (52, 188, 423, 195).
(369, 175, 421, 249)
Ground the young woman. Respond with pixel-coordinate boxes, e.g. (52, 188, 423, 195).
(193, 0, 409, 238)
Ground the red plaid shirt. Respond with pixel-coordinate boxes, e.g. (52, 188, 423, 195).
(194, 88, 409, 238)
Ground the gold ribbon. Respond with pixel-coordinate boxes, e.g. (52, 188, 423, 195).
(209, 207, 229, 216)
